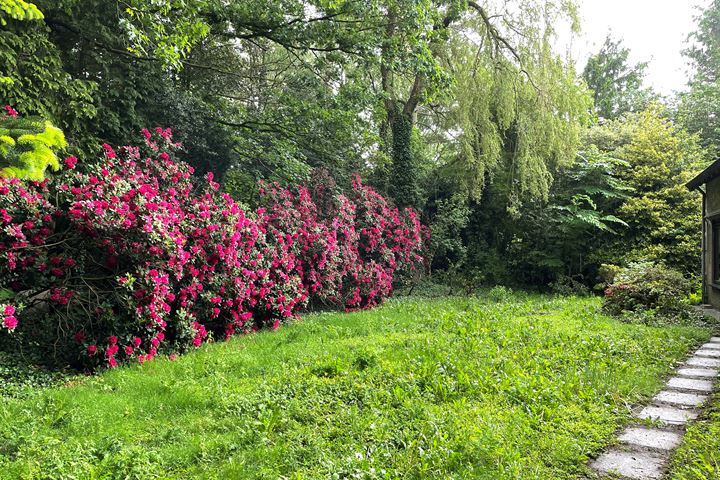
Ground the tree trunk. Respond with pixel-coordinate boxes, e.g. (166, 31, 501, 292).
(388, 102, 419, 209)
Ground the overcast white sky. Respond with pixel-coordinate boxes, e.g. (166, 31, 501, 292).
(567, 0, 711, 96)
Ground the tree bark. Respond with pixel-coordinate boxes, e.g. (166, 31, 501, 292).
(388, 102, 418, 208)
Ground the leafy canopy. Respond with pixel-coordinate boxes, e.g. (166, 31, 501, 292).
(677, 0, 720, 154)
(582, 35, 655, 120)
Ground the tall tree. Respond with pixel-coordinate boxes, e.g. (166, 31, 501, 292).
(373, 0, 589, 208)
(585, 105, 707, 274)
(3, 0, 591, 214)
(677, 0, 720, 155)
(582, 35, 655, 120)
(2, 0, 375, 181)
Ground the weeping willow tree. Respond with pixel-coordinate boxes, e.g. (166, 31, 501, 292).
(424, 0, 591, 210)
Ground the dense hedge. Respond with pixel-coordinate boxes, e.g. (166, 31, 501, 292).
(0, 126, 426, 369)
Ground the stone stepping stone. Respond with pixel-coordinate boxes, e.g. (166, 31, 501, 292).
(667, 377, 714, 392)
(654, 390, 708, 407)
(686, 356, 720, 368)
(636, 405, 699, 425)
(590, 341, 720, 479)
(677, 367, 719, 378)
(591, 449, 665, 479)
(618, 427, 682, 451)
(696, 349, 720, 358)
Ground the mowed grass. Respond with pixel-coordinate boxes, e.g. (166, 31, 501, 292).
(0, 295, 711, 479)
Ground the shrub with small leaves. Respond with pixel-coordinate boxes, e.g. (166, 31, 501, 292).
(602, 261, 695, 321)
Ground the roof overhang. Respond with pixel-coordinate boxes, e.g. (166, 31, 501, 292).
(687, 158, 720, 191)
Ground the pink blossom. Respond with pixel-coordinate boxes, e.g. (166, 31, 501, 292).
(0, 122, 425, 369)
(3, 315, 17, 330)
(63, 156, 78, 169)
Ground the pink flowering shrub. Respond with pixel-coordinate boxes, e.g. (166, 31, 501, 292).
(0, 127, 307, 368)
(0, 119, 427, 369)
(260, 169, 428, 309)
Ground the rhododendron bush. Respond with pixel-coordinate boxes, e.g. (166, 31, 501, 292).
(0, 125, 426, 369)
(260, 169, 427, 309)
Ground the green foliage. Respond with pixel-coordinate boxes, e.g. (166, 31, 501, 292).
(0, 0, 43, 92)
(485, 284, 515, 302)
(602, 261, 697, 323)
(586, 105, 707, 274)
(508, 146, 630, 280)
(0, 295, 710, 478)
(429, 194, 470, 272)
(677, 0, 720, 155)
(141, 87, 236, 178)
(222, 168, 260, 205)
(457, 143, 631, 289)
(414, 1, 595, 288)
(548, 146, 630, 234)
(0, 114, 66, 180)
(0, 1, 96, 151)
(548, 276, 590, 296)
(432, 3, 592, 204)
(2, 0, 224, 161)
(0, 0, 42, 25)
(0, 351, 75, 398)
(120, 0, 209, 68)
(582, 35, 656, 120)
(389, 106, 420, 208)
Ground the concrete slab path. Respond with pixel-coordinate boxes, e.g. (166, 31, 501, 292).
(590, 336, 719, 479)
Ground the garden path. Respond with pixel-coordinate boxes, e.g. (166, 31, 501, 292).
(590, 336, 720, 479)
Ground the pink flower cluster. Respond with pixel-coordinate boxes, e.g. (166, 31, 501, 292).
(3, 105, 18, 117)
(1, 304, 17, 330)
(260, 169, 428, 309)
(0, 121, 426, 368)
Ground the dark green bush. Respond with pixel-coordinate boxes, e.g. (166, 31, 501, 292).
(602, 262, 695, 321)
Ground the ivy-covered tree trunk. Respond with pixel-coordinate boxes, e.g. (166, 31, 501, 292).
(388, 103, 419, 209)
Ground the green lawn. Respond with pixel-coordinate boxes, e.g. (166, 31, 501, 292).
(668, 391, 720, 480)
(0, 295, 711, 479)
